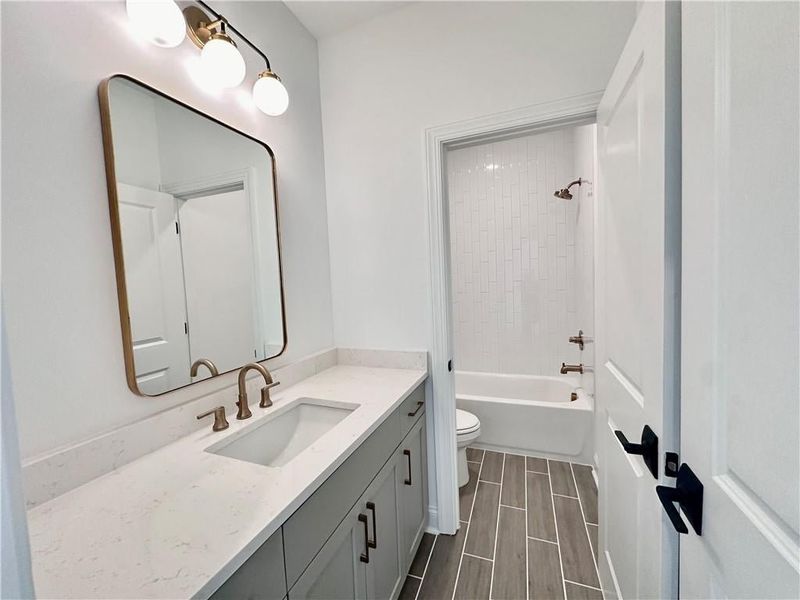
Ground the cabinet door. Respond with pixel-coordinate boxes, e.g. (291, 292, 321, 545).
(210, 529, 287, 600)
(362, 455, 404, 600)
(398, 418, 427, 573)
(289, 503, 368, 600)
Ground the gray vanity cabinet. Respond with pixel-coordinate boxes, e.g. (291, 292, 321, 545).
(289, 501, 368, 600)
(398, 418, 427, 573)
(210, 384, 427, 600)
(291, 447, 406, 600)
(209, 528, 287, 600)
(363, 453, 404, 600)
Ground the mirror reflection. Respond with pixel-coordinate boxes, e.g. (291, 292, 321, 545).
(103, 76, 285, 396)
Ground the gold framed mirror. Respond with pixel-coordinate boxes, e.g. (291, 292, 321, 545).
(98, 75, 286, 396)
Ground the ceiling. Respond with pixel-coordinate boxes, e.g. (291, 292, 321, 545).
(284, 1, 413, 40)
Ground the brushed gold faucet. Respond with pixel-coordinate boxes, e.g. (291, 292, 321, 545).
(197, 406, 229, 431)
(560, 362, 584, 375)
(190, 358, 219, 378)
(236, 363, 280, 419)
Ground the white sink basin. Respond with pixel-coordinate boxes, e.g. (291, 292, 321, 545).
(207, 398, 357, 468)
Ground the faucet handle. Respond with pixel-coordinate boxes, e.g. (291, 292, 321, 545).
(568, 330, 585, 350)
(259, 381, 281, 408)
(197, 406, 229, 432)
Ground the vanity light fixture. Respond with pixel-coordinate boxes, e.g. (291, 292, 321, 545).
(253, 69, 290, 116)
(184, 5, 245, 89)
(126, 0, 186, 48)
(128, 0, 289, 115)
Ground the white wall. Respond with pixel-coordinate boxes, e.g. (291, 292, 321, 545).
(1, 318, 35, 599)
(319, 1, 635, 351)
(447, 128, 583, 375)
(572, 124, 596, 394)
(1, 1, 333, 459)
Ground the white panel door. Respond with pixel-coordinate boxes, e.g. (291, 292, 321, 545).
(680, 3, 800, 598)
(117, 183, 190, 394)
(178, 189, 259, 375)
(595, 2, 680, 598)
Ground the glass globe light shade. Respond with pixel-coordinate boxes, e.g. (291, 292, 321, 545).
(126, 0, 186, 48)
(252, 72, 289, 116)
(200, 36, 246, 89)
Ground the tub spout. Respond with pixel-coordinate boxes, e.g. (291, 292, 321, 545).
(560, 362, 584, 375)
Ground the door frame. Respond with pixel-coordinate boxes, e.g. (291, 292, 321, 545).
(423, 91, 603, 534)
(162, 168, 271, 362)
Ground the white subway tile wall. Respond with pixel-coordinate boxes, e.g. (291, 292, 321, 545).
(447, 127, 594, 376)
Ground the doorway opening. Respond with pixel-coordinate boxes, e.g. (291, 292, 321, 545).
(422, 98, 601, 598)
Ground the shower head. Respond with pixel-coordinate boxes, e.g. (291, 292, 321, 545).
(554, 177, 583, 200)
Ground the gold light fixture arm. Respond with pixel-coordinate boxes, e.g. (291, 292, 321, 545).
(183, 1, 272, 70)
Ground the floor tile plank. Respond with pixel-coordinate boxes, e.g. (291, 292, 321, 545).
(399, 576, 421, 600)
(572, 464, 598, 524)
(409, 532, 435, 577)
(526, 456, 549, 473)
(459, 461, 481, 523)
(554, 496, 600, 588)
(480, 451, 504, 483)
(464, 482, 501, 559)
(549, 460, 578, 496)
(501, 454, 526, 508)
(526, 472, 557, 542)
(454, 555, 492, 600)
(417, 528, 467, 600)
(528, 538, 564, 600)
(466, 447, 485, 463)
(587, 524, 598, 560)
(492, 507, 527, 600)
(565, 582, 604, 600)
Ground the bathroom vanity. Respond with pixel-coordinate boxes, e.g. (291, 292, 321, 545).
(25, 364, 428, 599)
(212, 385, 427, 600)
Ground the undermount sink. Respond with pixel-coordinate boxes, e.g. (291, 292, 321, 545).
(207, 398, 358, 468)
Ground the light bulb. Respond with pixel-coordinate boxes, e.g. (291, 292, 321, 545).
(126, 0, 186, 48)
(253, 71, 289, 116)
(200, 36, 246, 89)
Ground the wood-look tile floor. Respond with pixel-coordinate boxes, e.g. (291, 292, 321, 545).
(400, 449, 601, 600)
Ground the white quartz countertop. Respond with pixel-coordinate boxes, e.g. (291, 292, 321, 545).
(27, 365, 427, 599)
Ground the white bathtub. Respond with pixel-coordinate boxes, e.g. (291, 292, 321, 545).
(455, 371, 594, 463)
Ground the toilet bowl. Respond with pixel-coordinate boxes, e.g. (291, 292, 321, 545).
(456, 409, 481, 487)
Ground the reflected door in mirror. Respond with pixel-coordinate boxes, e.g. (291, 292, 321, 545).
(100, 76, 285, 396)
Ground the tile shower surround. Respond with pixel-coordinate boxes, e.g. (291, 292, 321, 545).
(447, 129, 585, 376)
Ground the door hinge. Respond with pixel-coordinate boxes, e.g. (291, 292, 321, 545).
(656, 463, 704, 535)
(175, 221, 180, 235)
(447, 359, 453, 372)
(184, 322, 188, 335)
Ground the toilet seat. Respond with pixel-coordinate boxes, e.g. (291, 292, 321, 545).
(456, 409, 480, 435)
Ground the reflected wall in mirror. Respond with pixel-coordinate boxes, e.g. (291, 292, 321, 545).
(99, 75, 285, 396)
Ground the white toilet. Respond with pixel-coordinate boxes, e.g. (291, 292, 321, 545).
(456, 409, 481, 487)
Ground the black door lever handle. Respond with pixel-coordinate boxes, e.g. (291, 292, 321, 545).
(614, 425, 659, 479)
(656, 485, 688, 534)
(656, 463, 703, 535)
(614, 430, 644, 453)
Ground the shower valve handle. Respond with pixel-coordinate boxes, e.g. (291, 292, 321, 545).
(568, 330, 585, 350)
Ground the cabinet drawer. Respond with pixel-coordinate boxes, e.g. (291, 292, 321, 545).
(398, 384, 425, 440)
(283, 410, 401, 588)
(210, 529, 286, 600)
